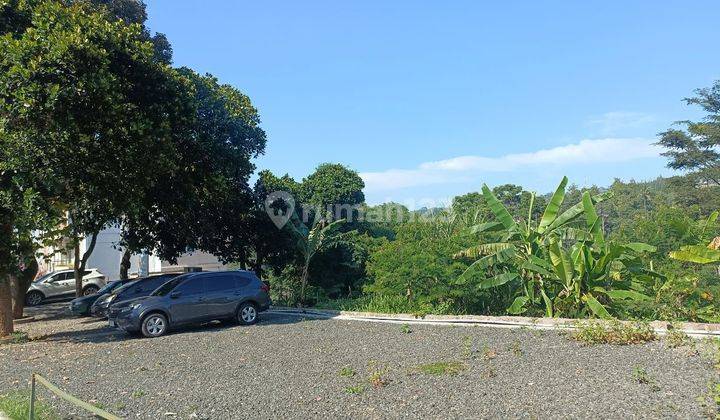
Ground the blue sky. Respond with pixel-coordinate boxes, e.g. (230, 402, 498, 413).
(146, 1, 720, 206)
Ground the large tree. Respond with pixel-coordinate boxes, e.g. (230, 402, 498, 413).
(657, 81, 720, 186)
(0, 0, 193, 295)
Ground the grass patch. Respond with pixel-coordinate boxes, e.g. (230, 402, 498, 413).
(631, 366, 661, 392)
(0, 391, 58, 420)
(344, 384, 365, 395)
(417, 361, 467, 376)
(572, 320, 657, 345)
(339, 366, 355, 377)
(367, 365, 390, 388)
(130, 390, 146, 399)
(0, 332, 30, 345)
(400, 323, 412, 334)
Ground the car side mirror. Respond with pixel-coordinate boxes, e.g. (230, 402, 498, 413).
(170, 291, 181, 299)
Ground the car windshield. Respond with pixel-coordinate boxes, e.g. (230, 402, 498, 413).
(151, 276, 187, 296)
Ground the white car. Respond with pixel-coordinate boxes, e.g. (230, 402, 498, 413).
(25, 269, 107, 306)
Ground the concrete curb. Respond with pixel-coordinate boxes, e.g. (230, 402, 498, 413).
(12, 316, 36, 325)
(267, 307, 720, 339)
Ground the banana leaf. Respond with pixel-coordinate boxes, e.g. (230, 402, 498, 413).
(582, 192, 604, 246)
(507, 296, 529, 314)
(622, 242, 657, 253)
(546, 191, 612, 232)
(584, 294, 613, 319)
(478, 272, 520, 289)
(549, 240, 573, 285)
(469, 221, 504, 235)
(538, 176, 568, 233)
(669, 245, 720, 264)
(454, 242, 514, 259)
(482, 184, 518, 231)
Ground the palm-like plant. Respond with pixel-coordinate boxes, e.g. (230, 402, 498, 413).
(455, 177, 658, 318)
(286, 213, 351, 305)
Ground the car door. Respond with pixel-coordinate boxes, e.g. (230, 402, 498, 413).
(204, 273, 240, 318)
(46, 272, 74, 297)
(168, 276, 211, 325)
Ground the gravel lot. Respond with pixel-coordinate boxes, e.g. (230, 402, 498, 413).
(1, 302, 719, 419)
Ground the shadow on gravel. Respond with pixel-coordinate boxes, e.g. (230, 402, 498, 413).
(23, 300, 73, 321)
(37, 326, 126, 344)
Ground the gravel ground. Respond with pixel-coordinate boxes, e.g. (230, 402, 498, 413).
(1, 302, 719, 419)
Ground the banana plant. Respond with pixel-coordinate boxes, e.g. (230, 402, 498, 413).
(285, 212, 352, 305)
(669, 211, 720, 264)
(455, 177, 658, 318)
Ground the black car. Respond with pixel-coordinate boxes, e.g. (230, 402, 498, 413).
(110, 270, 271, 338)
(69, 279, 133, 316)
(90, 274, 178, 318)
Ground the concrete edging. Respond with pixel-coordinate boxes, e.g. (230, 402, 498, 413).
(267, 307, 720, 339)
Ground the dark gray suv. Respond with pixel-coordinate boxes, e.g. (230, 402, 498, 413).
(109, 271, 271, 338)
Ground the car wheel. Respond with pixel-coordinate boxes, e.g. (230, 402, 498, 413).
(82, 285, 99, 296)
(141, 313, 168, 338)
(237, 302, 258, 325)
(25, 291, 43, 306)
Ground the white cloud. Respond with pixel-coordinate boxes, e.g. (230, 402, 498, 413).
(586, 112, 655, 135)
(361, 138, 662, 192)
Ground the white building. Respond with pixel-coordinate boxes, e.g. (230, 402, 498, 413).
(39, 226, 226, 279)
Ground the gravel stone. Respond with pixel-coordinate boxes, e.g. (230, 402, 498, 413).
(1, 302, 718, 419)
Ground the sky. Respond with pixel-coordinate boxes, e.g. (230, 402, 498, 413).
(146, 1, 720, 207)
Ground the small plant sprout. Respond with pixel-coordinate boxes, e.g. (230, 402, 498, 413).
(400, 323, 412, 334)
(418, 361, 467, 376)
(632, 366, 660, 392)
(482, 345, 497, 360)
(367, 363, 391, 388)
(461, 335, 472, 359)
(508, 340, 523, 356)
(339, 366, 356, 377)
(345, 384, 365, 395)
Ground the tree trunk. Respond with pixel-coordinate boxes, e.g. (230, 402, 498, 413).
(74, 231, 99, 297)
(299, 264, 309, 307)
(119, 249, 132, 280)
(11, 257, 38, 319)
(0, 276, 13, 337)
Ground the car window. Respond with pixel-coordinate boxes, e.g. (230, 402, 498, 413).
(58, 272, 73, 281)
(206, 275, 236, 292)
(175, 277, 204, 295)
(152, 276, 187, 296)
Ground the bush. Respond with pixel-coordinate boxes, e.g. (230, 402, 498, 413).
(571, 320, 657, 345)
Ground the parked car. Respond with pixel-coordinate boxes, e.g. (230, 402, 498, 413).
(109, 270, 271, 338)
(69, 279, 133, 316)
(25, 269, 106, 306)
(90, 274, 178, 318)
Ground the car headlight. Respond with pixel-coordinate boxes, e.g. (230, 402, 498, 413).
(105, 295, 117, 304)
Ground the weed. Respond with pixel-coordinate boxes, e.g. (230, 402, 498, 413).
(665, 327, 691, 348)
(114, 402, 127, 411)
(367, 363, 390, 388)
(418, 361, 466, 376)
(400, 324, 412, 334)
(0, 332, 30, 345)
(131, 390, 146, 398)
(508, 340, 523, 356)
(632, 366, 660, 392)
(0, 390, 57, 420)
(461, 335, 472, 359)
(339, 366, 356, 377)
(481, 345, 497, 360)
(345, 384, 365, 395)
(483, 367, 497, 378)
(572, 321, 657, 345)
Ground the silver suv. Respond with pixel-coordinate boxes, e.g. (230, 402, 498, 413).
(26, 269, 107, 306)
